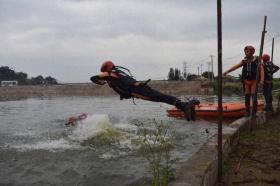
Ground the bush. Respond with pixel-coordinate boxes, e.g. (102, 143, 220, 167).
(213, 82, 243, 95)
(273, 79, 280, 90)
(134, 120, 175, 186)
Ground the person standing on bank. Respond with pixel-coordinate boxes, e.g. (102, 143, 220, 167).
(262, 54, 279, 111)
(90, 61, 200, 121)
(223, 45, 264, 116)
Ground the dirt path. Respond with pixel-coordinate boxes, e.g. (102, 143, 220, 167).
(225, 116, 280, 186)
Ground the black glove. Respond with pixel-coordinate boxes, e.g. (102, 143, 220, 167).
(90, 76, 106, 85)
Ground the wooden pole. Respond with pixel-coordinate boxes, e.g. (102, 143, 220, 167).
(252, 16, 267, 116)
(271, 37, 274, 63)
(216, 0, 223, 184)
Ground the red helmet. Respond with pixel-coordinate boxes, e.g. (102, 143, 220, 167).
(262, 54, 270, 62)
(244, 45, 255, 54)
(100, 61, 115, 72)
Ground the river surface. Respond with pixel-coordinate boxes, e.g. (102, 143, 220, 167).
(0, 95, 240, 185)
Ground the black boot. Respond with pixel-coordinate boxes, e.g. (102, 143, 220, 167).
(266, 104, 273, 112)
(189, 99, 200, 121)
(245, 94, 250, 117)
(175, 100, 192, 121)
(251, 94, 257, 115)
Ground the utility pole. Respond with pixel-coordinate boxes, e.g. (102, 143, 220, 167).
(210, 55, 215, 81)
(186, 64, 189, 79)
(197, 66, 200, 76)
(252, 16, 267, 116)
(271, 37, 274, 63)
(183, 61, 187, 80)
(200, 64, 203, 75)
(207, 62, 211, 80)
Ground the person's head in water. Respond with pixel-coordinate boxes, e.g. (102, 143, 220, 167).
(262, 54, 270, 63)
(101, 61, 115, 72)
(244, 45, 255, 58)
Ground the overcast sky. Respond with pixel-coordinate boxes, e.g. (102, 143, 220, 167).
(1, 0, 280, 83)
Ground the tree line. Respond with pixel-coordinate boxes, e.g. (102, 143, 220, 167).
(167, 67, 215, 81)
(0, 66, 58, 85)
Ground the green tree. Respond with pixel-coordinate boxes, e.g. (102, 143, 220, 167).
(0, 66, 59, 85)
(187, 74, 197, 81)
(168, 68, 175, 80)
(45, 76, 58, 84)
(174, 68, 180, 80)
(32, 76, 45, 85)
(201, 71, 214, 80)
(16, 72, 28, 85)
(0, 66, 16, 80)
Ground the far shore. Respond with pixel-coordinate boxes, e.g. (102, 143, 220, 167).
(0, 80, 211, 98)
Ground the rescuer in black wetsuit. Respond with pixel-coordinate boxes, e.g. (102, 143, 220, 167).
(90, 61, 199, 121)
(262, 54, 279, 111)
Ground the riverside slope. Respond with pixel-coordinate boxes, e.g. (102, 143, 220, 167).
(0, 80, 207, 98)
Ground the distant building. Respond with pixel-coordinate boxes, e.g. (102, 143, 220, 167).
(1, 80, 18, 87)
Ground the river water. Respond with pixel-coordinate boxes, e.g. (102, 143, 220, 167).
(0, 96, 239, 185)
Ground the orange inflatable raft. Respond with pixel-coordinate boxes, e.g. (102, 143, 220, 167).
(167, 101, 264, 119)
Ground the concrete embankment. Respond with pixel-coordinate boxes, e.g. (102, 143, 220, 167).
(171, 112, 268, 186)
(0, 80, 208, 98)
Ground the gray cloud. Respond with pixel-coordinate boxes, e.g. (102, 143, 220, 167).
(1, 0, 280, 82)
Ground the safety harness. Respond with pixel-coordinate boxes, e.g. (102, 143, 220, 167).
(108, 66, 151, 104)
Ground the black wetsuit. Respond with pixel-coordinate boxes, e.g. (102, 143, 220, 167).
(90, 69, 193, 111)
(91, 67, 201, 121)
(90, 68, 200, 115)
(263, 62, 279, 110)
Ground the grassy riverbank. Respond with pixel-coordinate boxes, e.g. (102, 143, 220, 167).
(211, 78, 280, 96)
(224, 114, 280, 185)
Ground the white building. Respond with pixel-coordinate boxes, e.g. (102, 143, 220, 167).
(1, 80, 18, 87)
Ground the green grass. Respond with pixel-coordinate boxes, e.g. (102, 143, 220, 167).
(223, 114, 280, 180)
(240, 116, 280, 143)
(212, 82, 243, 95)
(211, 79, 280, 96)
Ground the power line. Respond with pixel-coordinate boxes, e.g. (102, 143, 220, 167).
(224, 54, 241, 60)
(193, 57, 210, 65)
